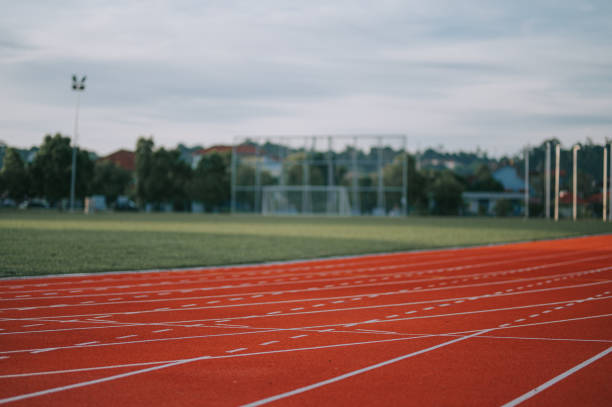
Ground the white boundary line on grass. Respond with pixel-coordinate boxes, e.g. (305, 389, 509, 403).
(2, 232, 610, 281)
(501, 345, 612, 407)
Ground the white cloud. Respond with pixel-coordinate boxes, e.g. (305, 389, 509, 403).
(0, 0, 611, 155)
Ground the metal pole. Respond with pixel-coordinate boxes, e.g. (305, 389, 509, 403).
(255, 143, 261, 213)
(554, 144, 560, 221)
(70, 91, 81, 211)
(352, 137, 359, 215)
(572, 145, 580, 221)
(327, 136, 333, 214)
(401, 136, 408, 216)
(524, 147, 529, 219)
(603, 146, 608, 222)
(545, 142, 551, 219)
(377, 136, 384, 214)
(609, 144, 612, 222)
(230, 143, 237, 214)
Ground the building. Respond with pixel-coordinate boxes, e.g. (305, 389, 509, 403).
(99, 149, 135, 172)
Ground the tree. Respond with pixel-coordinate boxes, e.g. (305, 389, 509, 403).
(0, 148, 29, 201)
(135, 137, 154, 206)
(29, 133, 93, 205)
(428, 171, 465, 215)
(468, 164, 504, 192)
(90, 161, 132, 204)
(135, 137, 192, 210)
(383, 153, 428, 213)
(190, 152, 230, 212)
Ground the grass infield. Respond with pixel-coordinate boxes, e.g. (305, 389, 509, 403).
(1, 210, 611, 277)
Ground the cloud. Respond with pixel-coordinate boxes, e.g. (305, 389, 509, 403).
(0, 0, 611, 154)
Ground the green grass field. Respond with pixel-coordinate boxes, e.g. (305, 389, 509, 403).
(1, 210, 611, 277)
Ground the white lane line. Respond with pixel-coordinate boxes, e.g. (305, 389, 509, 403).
(22, 324, 43, 328)
(290, 335, 308, 339)
(3, 249, 603, 302)
(501, 345, 612, 407)
(152, 329, 172, 333)
(29, 348, 57, 354)
(240, 329, 494, 407)
(75, 341, 98, 346)
(116, 335, 137, 339)
(226, 348, 247, 353)
(0, 354, 211, 405)
(259, 341, 279, 346)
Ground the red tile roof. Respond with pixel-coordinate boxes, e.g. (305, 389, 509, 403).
(194, 145, 257, 156)
(99, 149, 135, 171)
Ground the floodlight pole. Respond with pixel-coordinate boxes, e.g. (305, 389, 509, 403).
(401, 135, 408, 216)
(230, 143, 237, 214)
(572, 145, 580, 221)
(327, 136, 333, 214)
(554, 144, 560, 221)
(255, 143, 261, 213)
(352, 137, 359, 215)
(545, 142, 551, 219)
(603, 145, 608, 222)
(70, 75, 86, 212)
(377, 136, 384, 214)
(524, 147, 529, 219)
(609, 143, 612, 222)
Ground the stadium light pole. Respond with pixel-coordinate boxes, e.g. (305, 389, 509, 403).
(572, 144, 580, 221)
(524, 147, 529, 219)
(545, 142, 551, 219)
(609, 143, 612, 222)
(603, 145, 608, 222)
(70, 74, 86, 212)
(554, 143, 560, 221)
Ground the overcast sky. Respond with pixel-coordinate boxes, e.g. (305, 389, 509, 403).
(1, 0, 611, 156)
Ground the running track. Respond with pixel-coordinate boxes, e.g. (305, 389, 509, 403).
(1, 235, 611, 406)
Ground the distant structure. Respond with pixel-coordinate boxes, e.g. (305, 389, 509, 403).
(99, 149, 135, 172)
(493, 166, 524, 192)
(463, 166, 526, 216)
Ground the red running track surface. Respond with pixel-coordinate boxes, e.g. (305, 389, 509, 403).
(1, 235, 611, 406)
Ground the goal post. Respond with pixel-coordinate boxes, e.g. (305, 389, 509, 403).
(262, 185, 352, 216)
(231, 135, 408, 216)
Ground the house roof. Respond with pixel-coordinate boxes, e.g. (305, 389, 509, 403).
(194, 145, 257, 156)
(99, 149, 135, 171)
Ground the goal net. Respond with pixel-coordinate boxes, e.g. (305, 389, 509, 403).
(262, 186, 352, 216)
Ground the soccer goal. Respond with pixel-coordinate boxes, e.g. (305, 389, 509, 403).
(231, 135, 408, 216)
(262, 185, 352, 216)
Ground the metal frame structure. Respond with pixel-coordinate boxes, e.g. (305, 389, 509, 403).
(231, 135, 408, 216)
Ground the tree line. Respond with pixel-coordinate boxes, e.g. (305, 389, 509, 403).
(3, 134, 604, 215)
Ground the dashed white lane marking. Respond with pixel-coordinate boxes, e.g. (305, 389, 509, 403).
(290, 308, 304, 311)
(75, 341, 98, 346)
(501, 346, 612, 407)
(226, 348, 247, 353)
(259, 341, 279, 346)
(266, 311, 281, 315)
(22, 324, 44, 328)
(116, 335, 137, 339)
(0, 356, 8, 360)
(152, 329, 172, 333)
(181, 304, 197, 308)
(290, 335, 308, 339)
